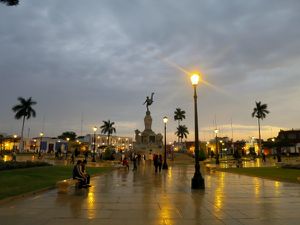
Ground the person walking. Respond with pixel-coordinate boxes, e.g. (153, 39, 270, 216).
(122, 157, 129, 170)
(70, 152, 75, 164)
(132, 154, 138, 171)
(158, 154, 163, 172)
(153, 154, 158, 173)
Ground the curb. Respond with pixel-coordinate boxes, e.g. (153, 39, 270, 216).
(0, 186, 55, 205)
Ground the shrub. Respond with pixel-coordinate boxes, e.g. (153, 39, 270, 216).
(102, 147, 116, 160)
(0, 161, 52, 171)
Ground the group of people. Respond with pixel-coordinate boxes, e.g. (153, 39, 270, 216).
(72, 160, 91, 188)
(119, 152, 165, 173)
(153, 154, 163, 173)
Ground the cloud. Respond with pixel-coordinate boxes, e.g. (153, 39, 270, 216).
(0, 0, 300, 140)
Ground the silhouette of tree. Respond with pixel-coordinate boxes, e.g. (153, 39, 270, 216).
(252, 101, 270, 155)
(0, 0, 19, 6)
(12, 97, 37, 152)
(175, 125, 189, 143)
(58, 131, 77, 141)
(100, 120, 116, 146)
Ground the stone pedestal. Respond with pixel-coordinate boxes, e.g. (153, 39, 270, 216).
(133, 111, 163, 155)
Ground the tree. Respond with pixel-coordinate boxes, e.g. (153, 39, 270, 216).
(0, 0, 19, 6)
(175, 125, 189, 143)
(174, 108, 186, 144)
(252, 101, 269, 155)
(12, 97, 37, 152)
(174, 108, 186, 126)
(58, 131, 77, 141)
(100, 120, 116, 146)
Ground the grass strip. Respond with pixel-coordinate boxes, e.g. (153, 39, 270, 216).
(217, 167, 300, 183)
(0, 165, 112, 200)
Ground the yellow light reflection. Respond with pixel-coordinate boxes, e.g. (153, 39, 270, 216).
(86, 191, 95, 219)
(253, 178, 260, 197)
(167, 166, 172, 178)
(158, 196, 173, 224)
(214, 172, 225, 209)
(274, 181, 281, 196)
(3, 155, 11, 162)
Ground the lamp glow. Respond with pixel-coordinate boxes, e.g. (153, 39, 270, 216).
(163, 116, 168, 124)
(190, 73, 200, 85)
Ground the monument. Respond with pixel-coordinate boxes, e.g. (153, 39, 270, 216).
(133, 92, 163, 155)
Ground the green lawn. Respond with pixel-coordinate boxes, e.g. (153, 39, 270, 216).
(0, 165, 112, 200)
(217, 167, 300, 183)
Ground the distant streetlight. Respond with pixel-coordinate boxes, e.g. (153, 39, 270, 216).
(92, 126, 97, 162)
(39, 132, 44, 158)
(13, 134, 17, 151)
(190, 73, 205, 189)
(65, 137, 70, 159)
(214, 129, 219, 164)
(162, 116, 168, 170)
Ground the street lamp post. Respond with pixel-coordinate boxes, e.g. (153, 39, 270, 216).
(190, 73, 205, 189)
(162, 116, 168, 170)
(39, 132, 44, 158)
(214, 129, 220, 164)
(13, 134, 17, 152)
(92, 126, 97, 162)
(220, 140, 223, 158)
(206, 141, 210, 157)
(66, 137, 70, 159)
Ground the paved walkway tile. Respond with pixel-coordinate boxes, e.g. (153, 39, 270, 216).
(1, 162, 300, 225)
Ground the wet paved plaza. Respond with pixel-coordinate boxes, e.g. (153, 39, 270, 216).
(1, 162, 300, 225)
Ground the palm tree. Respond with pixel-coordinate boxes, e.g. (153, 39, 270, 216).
(251, 101, 269, 155)
(100, 120, 116, 146)
(12, 97, 37, 152)
(174, 108, 186, 145)
(175, 125, 189, 143)
(174, 108, 186, 126)
(0, 0, 19, 6)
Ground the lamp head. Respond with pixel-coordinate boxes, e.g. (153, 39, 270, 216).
(13, 134, 17, 138)
(190, 73, 201, 86)
(40, 132, 44, 137)
(214, 129, 219, 134)
(93, 126, 97, 132)
(163, 116, 168, 124)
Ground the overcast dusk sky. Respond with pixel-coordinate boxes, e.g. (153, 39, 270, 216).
(0, 0, 299, 142)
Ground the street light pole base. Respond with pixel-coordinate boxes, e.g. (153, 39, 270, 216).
(191, 174, 205, 189)
(162, 162, 168, 170)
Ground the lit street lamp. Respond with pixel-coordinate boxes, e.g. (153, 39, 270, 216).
(162, 116, 168, 170)
(39, 132, 44, 158)
(66, 137, 70, 159)
(13, 134, 17, 151)
(214, 129, 220, 164)
(92, 126, 97, 162)
(220, 140, 223, 158)
(190, 73, 205, 189)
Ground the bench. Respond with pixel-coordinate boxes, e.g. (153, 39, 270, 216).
(205, 164, 217, 172)
(56, 178, 80, 193)
(114, 162, 129, 170)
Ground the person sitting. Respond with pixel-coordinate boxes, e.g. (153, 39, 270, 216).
(82, 160, 91, 186)
(72, 160, 87, 188)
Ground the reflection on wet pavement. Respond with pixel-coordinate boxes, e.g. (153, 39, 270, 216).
(1, 161, 300, 225)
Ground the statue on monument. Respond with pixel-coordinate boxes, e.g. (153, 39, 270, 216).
(143, 92, 154, 112)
